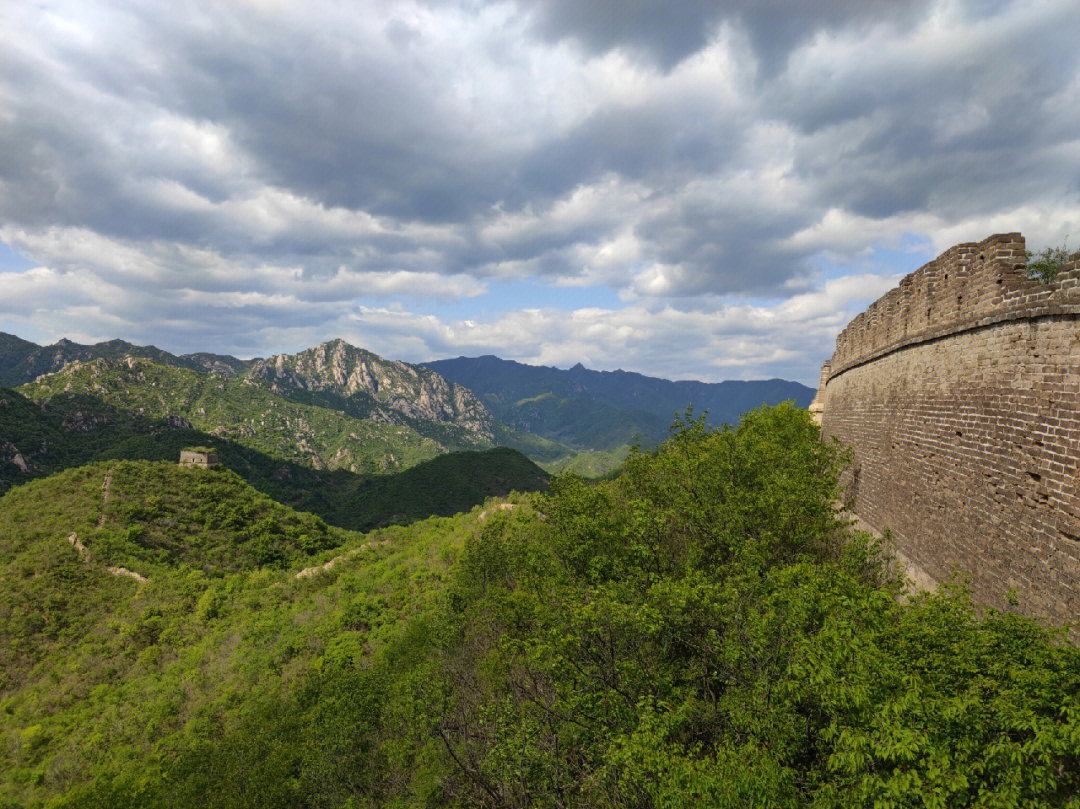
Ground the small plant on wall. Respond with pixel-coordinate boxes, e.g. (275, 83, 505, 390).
(1026, 238, 1070, 283)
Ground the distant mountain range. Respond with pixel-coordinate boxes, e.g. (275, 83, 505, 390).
(424, 355, 814, 452)
(1, 332, 813, 487)
(0, 333, 550, 531)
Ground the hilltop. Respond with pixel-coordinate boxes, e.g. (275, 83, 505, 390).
(0, 332, 253, 387)
(247, 339, 494, 447)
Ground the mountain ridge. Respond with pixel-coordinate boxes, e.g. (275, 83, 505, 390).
(0, 383, 548, 532)
(0, 332, 256, 386)
(423, 354, 815, 451)
(247, 339, 494, 444)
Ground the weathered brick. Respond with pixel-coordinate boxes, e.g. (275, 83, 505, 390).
(812, 233, 1080, 631)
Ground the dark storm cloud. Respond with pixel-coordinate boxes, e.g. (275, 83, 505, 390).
(770, 0, 1080, 224)
(2, 0, 1079, 381)
(521, 0, 933, 72)
(519, 98, 745, 199)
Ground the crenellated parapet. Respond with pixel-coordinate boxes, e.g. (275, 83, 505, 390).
(827, 233, 1080, 379)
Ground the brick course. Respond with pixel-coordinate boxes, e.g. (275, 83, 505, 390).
(815, 233, 1080, 628)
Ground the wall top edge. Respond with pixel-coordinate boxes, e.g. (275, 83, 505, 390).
(825, 233, 1080, 376)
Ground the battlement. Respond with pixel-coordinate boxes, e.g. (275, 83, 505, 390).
(815, 234, 1080, 633)
(828, 233, 1080, 378)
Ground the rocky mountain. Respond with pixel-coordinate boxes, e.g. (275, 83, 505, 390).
(3, 335, 496, 449)
(425, 355, 815, 450)
(0, 332, 254, 387)
(19, 356, 449, 474)
(3, 333, 816, 480)
(0, 382, 547, 532)
(247, 339, 494, 444)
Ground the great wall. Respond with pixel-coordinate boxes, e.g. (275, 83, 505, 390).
(810, 233, 1080, 629)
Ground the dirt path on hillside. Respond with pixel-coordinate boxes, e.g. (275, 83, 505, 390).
(65, 529, 149, 585)
(96, 468, 113, 529)
(63, 468, 147, 585)
(67, 532, 90, 561)
(295, 539, 392, 580)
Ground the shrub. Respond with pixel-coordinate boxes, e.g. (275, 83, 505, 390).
(1026, 239, 1071, 283)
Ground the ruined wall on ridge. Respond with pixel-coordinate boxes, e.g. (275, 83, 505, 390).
(815, 233, 1080, 628)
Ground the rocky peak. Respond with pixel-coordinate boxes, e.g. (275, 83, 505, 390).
(245, 339, 494, 438)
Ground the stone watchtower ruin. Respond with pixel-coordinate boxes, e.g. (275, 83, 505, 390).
(179, 448, 219, 469)
(811, 233, 1080, 632)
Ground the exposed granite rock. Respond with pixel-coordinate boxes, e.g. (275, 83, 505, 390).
(245, 339, 494, 440)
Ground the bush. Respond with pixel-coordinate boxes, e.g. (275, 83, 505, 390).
(1026, 240, 1071, 283)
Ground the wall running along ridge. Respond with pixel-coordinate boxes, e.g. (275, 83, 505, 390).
(811, 233, 1080, 629)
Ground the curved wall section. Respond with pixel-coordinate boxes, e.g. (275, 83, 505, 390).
(816, 233, 1080, 627)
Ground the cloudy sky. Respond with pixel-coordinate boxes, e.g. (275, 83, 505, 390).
(1, 0, 1078, 385)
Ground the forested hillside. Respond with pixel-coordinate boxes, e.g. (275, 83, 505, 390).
(19, 357, 447, 474)
(0, 385, 548, 533)
(3, 333, 817, 479)
(0, 461, 501, 806)
(0, 332, 253, 387)
(3, 405, 1076, 807)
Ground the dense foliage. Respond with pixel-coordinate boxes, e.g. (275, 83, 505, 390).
(7, 404, 1073, 807)
(0, 462, 498, 807)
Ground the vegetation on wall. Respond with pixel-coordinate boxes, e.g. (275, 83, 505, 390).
(1026, 239, 1072, 283)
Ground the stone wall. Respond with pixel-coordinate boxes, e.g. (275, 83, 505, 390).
(814, 233, 1080, 628)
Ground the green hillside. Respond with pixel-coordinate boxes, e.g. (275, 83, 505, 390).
(1, 386, 548, 534)
(0, 460, 513, 806)
(19, 358, 446, 474)
(2, 405, 1077, 808)
(331, 446, 549, 530)
(0, 332, 253, 387)
(1, 334, 497, 453)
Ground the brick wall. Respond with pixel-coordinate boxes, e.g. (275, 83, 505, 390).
(815, 233, 1080, 628)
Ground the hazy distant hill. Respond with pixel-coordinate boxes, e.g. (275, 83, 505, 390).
(424, 355, 815, 450)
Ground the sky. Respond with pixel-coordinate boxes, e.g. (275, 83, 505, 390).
(1, 1, 1078, 386)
